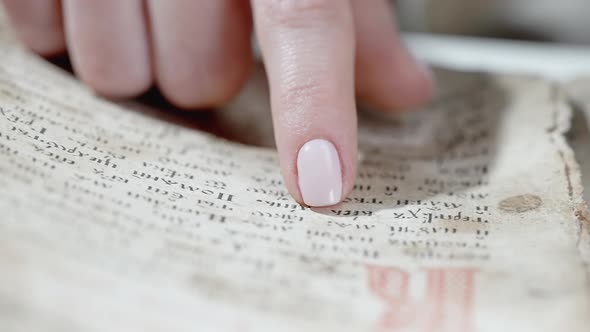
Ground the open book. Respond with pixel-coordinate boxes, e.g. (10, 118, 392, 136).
(0, 9, 589, 332)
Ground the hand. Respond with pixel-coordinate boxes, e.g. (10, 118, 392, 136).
(2, 0, 433, 207)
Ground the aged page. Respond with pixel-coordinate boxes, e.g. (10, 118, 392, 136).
(565, 78, 590, 274)
(0, 9, 589, 332)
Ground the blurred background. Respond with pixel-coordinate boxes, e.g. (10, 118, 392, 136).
(396, 0, 589, 44)
(392, 0, 590, 203)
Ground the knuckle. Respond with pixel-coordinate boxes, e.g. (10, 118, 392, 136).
(280, 78, 330, 113)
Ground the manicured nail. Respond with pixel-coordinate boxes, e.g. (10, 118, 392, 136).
(297, 139, 342, 207)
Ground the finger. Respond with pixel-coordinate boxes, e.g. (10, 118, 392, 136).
(2, 0, 65, 55)
(353, 0, 434, 111)
(252, 0, 357, 207)
(62, 0, 152, 97)
(147, 0, 253, 109)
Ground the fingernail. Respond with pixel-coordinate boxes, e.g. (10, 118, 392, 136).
(297, 139, 343, 207)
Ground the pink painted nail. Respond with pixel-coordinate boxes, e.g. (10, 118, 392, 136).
(297, 139, 342, 207)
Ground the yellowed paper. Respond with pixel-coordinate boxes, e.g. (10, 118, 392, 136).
(565, 78, 590, 277)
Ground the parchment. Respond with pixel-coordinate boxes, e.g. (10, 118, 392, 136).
(565, 78, 590, 277)
(0, 8, 589, 332)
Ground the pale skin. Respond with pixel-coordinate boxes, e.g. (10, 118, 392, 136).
(2, 0, 434, 207)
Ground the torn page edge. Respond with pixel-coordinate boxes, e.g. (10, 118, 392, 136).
(550, 83, 590, 304)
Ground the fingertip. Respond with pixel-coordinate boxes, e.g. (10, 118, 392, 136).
(277, 117, 359, 208)
(283, 132, 357, 208)
(148, 0, 254, 110)
(63, 0, 153, 99)
(389, 56, 436, 111)
(21, 32, 66, 57)
(357, 47, 435, 112)
(81, 69, 152, 99)
(353, 0, 435, 112)
(156, 57, 253, 110)
(295, 138, 351, 207)
(2, 0, 66, 57)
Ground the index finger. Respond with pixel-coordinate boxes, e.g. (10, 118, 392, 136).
(251, 0, 357, 207)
